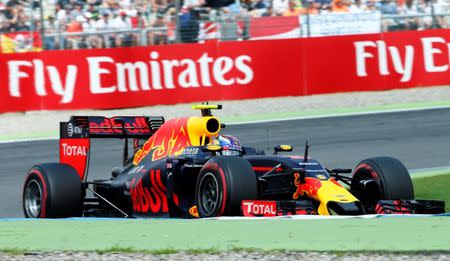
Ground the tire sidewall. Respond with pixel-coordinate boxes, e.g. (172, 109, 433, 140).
(196, 156, 258, 217)
(352, 157, 414, 207)
(23, 163, 82, 218)
(196, 160, 228, 217)
(23, 169, 49, 218)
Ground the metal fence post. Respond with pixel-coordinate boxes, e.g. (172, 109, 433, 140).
(39, 0, 45, 49)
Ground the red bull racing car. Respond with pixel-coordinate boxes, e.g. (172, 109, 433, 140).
(22, 105, 445, 218)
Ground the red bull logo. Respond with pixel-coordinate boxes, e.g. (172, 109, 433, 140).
(89, 117, 150, 134)
(189, 206, 199, 217)
(293, 173, 322, 199)
(130, 169, 179, 213)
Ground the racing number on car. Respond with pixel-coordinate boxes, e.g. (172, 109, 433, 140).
(129, 169, 179, 213)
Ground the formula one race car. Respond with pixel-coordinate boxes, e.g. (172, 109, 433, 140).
(22, 105, 445, 218)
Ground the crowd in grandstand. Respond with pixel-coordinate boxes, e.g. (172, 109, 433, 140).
(0, 0, 448, 49)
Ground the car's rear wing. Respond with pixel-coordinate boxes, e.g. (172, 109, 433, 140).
(60, 116, 165, 180)
(60, 116, 165, 139)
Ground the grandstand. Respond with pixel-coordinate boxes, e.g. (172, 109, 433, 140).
(0, 0, 448, 52)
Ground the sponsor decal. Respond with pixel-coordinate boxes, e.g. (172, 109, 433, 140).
(205, 145, 221, 151)
(59, 138, 90, 179)
(5, 51, 253, 105)
(0, 30, 448, 114)
(279, 145, 292, 151)
(129, 169, 179, 214)
(61, 143, 87, 156)
(242, 200, 277, 217)
(189, 206, 199, 218)
(89, 117, 150, 134)
(181, 147, 199, 155)
(293, 174, 322, 199)
(316, 174, 327, 180)
(354, 37, 449, 83)
(67, 123, 73, 137)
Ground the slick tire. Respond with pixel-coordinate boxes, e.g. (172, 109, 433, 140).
(23, 163, 82, 218)
(350, 157, 414, 212)
(195, 156, 258, 217)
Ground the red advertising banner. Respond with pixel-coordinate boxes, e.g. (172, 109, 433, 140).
(0, 29, 448, 113)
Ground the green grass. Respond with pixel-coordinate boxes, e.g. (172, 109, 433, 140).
(0, 174, 448, 255)
(413, 173, 450, 212)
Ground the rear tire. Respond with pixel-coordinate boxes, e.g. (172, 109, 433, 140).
(350, 157, 414, 213)
(195, 156, 258, 217)
(23, 163, 82, 218)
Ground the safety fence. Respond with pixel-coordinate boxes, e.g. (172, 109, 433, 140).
(0, 12, 449, 53)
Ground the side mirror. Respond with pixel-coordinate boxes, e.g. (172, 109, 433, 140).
(273, 145, 293, 155)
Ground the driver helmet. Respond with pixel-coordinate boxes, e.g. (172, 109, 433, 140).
(218, 134, 242, 156)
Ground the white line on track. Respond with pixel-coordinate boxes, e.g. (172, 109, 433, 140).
(226, 104, 450, 125)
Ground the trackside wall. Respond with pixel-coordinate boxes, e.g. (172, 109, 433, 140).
(0, 29, 448, 113)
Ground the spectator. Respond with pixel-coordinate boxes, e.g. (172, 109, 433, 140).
(380, 0, 398, 14)
(332, 0, 349, 12)
(261, 5, 275, 16)
(179, 8, 200, 43)
(66, 15, 83, 49)
(283, 0, 303, 16)
(55, 3, 67, 22)
(349, 0, 364, 13)
(305, 0, 321, 14)
(150, 12, 168, 44)
(43, 15, 63, 49)
(83, 12, 103, 48)
(364, 0, 378, 11)
(111, 10, 132, 46)
(69, 3, 83, 21)
(272, 0, 289, 14)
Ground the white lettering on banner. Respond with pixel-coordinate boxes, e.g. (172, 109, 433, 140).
(6, 51, 254, 104)
(87, 56, 116, 94)
(8, 60, 32, 97)
(355, 37, 449, 82)
(47, 65, 77, 103)
(8, 60, 78, 103)
(116, 62, 150, 92)
(61, 143, 87, 156)
(421, 37, 449, 72)
(86, 52, 253, 93)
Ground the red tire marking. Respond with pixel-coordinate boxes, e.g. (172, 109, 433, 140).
(28, 169, 48, 218)
(355, 163, 379, 179)
(204, 162, 227, 216)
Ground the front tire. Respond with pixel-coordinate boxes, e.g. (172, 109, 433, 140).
(350, 157, 414, 213)
(23, 163, 82, 218)
(195, 156, 258, 217)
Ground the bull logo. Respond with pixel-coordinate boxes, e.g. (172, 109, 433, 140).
(293, 173, 322, 199)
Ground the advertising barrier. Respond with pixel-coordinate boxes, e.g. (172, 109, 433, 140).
(0, 29, 448, 113)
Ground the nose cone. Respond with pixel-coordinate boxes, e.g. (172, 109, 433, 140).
(327, 201, 365, 215)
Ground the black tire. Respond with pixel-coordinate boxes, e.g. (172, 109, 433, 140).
(195, 156, 258, 217)
(350, 157, 414, 213)
(23, 163, 82, 218)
